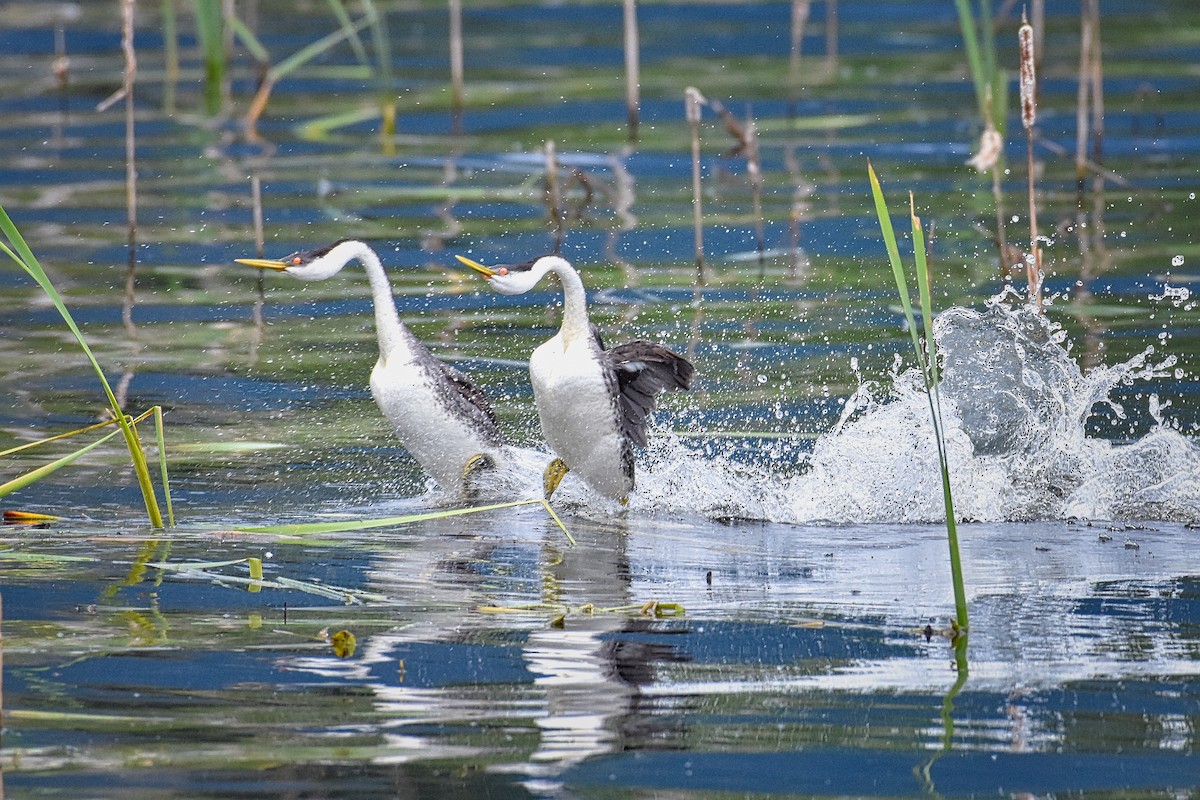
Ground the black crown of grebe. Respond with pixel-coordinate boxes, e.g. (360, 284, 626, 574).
(236, 239, 506, 497)
(456, 253, 694, 503)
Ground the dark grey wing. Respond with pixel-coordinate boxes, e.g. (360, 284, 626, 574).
(602, 340, 695, 448)
(432, 357, 506, 447)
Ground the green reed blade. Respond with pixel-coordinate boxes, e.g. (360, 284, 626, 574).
(0, 428, 123, 499)
(270, 14, 376, 83)
(192, 0, 224, 115)
(152, 406, 175, 527)
(0, 418, 123, 459)
(0, 207, 164, 527)
(867, 162, 925, 379)
(868, 163, 969, 635)
(359, 0, 391, 80)
(323, 0, 371, 66)
(226, 14, 269, 63)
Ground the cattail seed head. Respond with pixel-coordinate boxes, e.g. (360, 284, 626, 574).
(1019, 14, 1037, 130)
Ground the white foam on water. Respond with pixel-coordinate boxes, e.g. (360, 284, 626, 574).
(629, 299, 1200, 524)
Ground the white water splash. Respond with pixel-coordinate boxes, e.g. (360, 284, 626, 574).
(631, 301, 1200, 524)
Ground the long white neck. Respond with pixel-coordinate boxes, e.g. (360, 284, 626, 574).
(306, 240, 411, 360)
(547, 259, 591, 345)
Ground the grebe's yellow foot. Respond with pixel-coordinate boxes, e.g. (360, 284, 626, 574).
(462, 452, 497, 499)
(543, 458, 570, 500)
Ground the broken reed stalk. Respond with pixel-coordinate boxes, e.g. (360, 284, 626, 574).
(622, 0, 640, 140)
(1019, 13, 1042, 310)
(122, 0, 138, 335)
(449, 0, 464, 134)
(787, 0, 810, 117)
(685, 87, 707, 285)
(868, 162, 969, 636)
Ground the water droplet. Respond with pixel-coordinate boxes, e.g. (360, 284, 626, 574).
(756, 374, 767, 384)
(1172, 255, 1184, 267)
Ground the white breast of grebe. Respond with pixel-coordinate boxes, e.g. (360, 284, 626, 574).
(369, 354, 502, 493)
(529, 333, 632, 499)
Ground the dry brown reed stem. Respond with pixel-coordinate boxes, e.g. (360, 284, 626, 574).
(250, 175, 266, 336)
(544, 140, 564, 253)
(221, 0, 235, 113)
(162, 0, 178, 114)
(622, 0, 640, 140)
(449, 0, 465, 134)
(686, 87, 707, 285)
(607, 148, 640, 287)
(1086, 0, 1104, 169)
(788, 0, 811, 115)
(122, 0, 138, 335)
(1019, 12, 1042, 310)
(1074, 0, 1105, 208)
(708, 97, 765, 280)
(824, 0, 838, 77)
(746, 117, 765, 282)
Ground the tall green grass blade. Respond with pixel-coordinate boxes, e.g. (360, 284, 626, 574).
(270, 14, 375, 82)
(868, 164, 969, 634)
(226, 15, 269, 63)
(323, 0, 371, 66)
(153, 406, 175, 527)
(0, 419, 123, 459)
(953, 0, 987, 121)
(359, 0, 391, 80)
(0, 428, 122, 498)
(910, 195, 937, 390)
(868, 162, 924, 372)
(0, 206, 165, 527)
(192, 0, 224, 115)
(908, 199, 967, 629)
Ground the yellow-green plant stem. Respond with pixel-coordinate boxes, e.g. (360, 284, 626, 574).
(0, 206, 165, 527)
(0, 428, 123, 498)
(153, 406, 175, 527)
(239, 498, 576, 546)
(867, 162, 969, 633)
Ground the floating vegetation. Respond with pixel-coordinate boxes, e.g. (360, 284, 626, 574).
(477, 598, 685, 627)
(237, 498, 575, 546)
(147, 557, 393, 604)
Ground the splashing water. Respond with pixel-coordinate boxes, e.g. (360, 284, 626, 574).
(631, 301, 1200, 524)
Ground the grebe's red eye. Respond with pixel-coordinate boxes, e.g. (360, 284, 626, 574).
(292, 256, 302, 265)
(499, 267, 508, 276)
